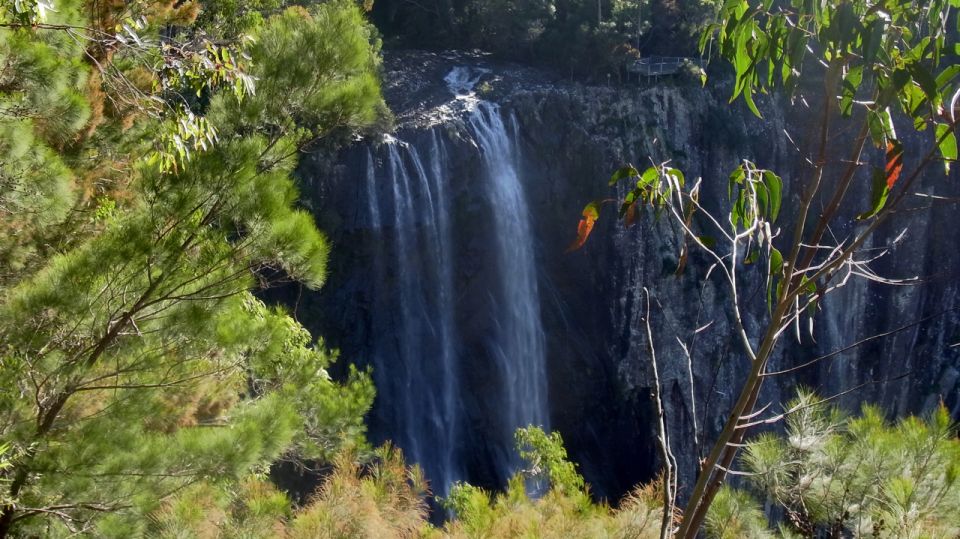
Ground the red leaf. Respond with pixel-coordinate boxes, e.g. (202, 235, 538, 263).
(624, 200, 639, 227)
(885, 140, 904, 189)
(567, 201, 600, 252)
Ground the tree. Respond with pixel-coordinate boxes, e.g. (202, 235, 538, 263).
(573, 0, 959, 536)
(0, 0, 385, 535)
(706, 390, 960, 537)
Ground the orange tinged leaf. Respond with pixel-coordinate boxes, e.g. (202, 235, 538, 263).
(624, 200, 639, 227)
(885, 140, 904, 189)
(567, 201, 601, 252)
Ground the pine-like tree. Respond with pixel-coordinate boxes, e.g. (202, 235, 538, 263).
(707, 391, 960, 538)
(0, 1, 386, 535)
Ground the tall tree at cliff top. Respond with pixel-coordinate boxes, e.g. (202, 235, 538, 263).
(0, 0, 386, 536)
(573, 0, 959, 536)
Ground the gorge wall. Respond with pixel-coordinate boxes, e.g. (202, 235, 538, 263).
(289, 51, 960, 502)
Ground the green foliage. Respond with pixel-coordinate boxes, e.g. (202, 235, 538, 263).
(157, 438, 655, 539)
(1, 0, 52, 24)
(467, 0, 555, 56)
(441, 427, 665, 538)
(151, 445, 431, 538)
(152, 426, 667, 537)
(373, 0, 718, 80)
(0, 0, 386, 535)
(591, 0, 960, 290)
(702, 0, 959, 167)
(0, 0, 90, 280)
(210, 1, 390, 147)
(444, 482, 497, 536)
(193, 0, 287, 40)
(515, 426, 586, 497)
(707, 391, 960, 538)
(705, 487, 774, 539)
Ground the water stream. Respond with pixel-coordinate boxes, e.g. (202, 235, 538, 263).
(361, 71, 548, 494)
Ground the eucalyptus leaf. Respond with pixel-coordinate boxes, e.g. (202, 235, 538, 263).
(936, 123, 957, 173)
(762, 170, 782, 223)
(857, 168, 891, 220)
(609, 165, 640, 186)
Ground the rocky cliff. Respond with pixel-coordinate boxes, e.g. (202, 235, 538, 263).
(289, 50, 960, 502)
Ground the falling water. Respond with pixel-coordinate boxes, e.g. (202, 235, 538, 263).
(369, 137, 461, 493)
(469, 102, 550, 448)
(364, 149, 380, 227)
(361, 70, 548, 494)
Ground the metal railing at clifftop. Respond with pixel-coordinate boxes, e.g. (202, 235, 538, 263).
(627, 57, 705, 77)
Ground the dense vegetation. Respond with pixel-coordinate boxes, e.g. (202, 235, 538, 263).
(124, 405, 960, 538)
(0, 0, 385, 534)
(370, 0, 717, 79)
(2, 0, 958, 536)
(707, 393, 960, 538)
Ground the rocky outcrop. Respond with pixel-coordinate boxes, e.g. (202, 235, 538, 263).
(291, 50, 960, 502)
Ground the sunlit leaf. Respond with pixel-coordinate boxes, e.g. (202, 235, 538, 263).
(762, 170, 782, 223)
(935, 65, 960, 89)
(728, 165, 746, 200)
(769, 247, 783, 277)
(756, 181, 769, 219)
(665, 167, 685, 187)
(732, 189, 746, 228)
(638, 166, 659, 187)
(857, 168, 891, 220)
(619, 188, 640, 218)
(840, 65, 863, 117)
(907, 63, 940, 107)
(885, 139, 904, 189)
(936, 123, 957, 173)
(766, 247, 783, 310)
(744, 88, 762, 118)
(567, 201, 602, 252)
(867, 107, 895, 148)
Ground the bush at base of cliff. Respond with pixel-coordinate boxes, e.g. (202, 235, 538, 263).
(441, 426, 664, 539)
(149, 445, 431, 539)
(151, 426, 666, 538)
(706, 391, 960, 538)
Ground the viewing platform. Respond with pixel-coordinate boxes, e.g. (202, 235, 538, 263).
(627, 56, 705, 77)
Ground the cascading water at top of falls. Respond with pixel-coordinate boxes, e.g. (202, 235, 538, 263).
(359, 69, 549, 495)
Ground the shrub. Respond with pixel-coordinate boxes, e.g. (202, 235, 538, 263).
(707, 391, 960, 538)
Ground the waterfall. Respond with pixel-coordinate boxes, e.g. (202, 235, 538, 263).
(370, 138, 461, 493)
(469, 102, 550, 449)
(361, 77, 548, 494)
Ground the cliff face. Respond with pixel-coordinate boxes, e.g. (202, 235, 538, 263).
(292, 51, 960, 500)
